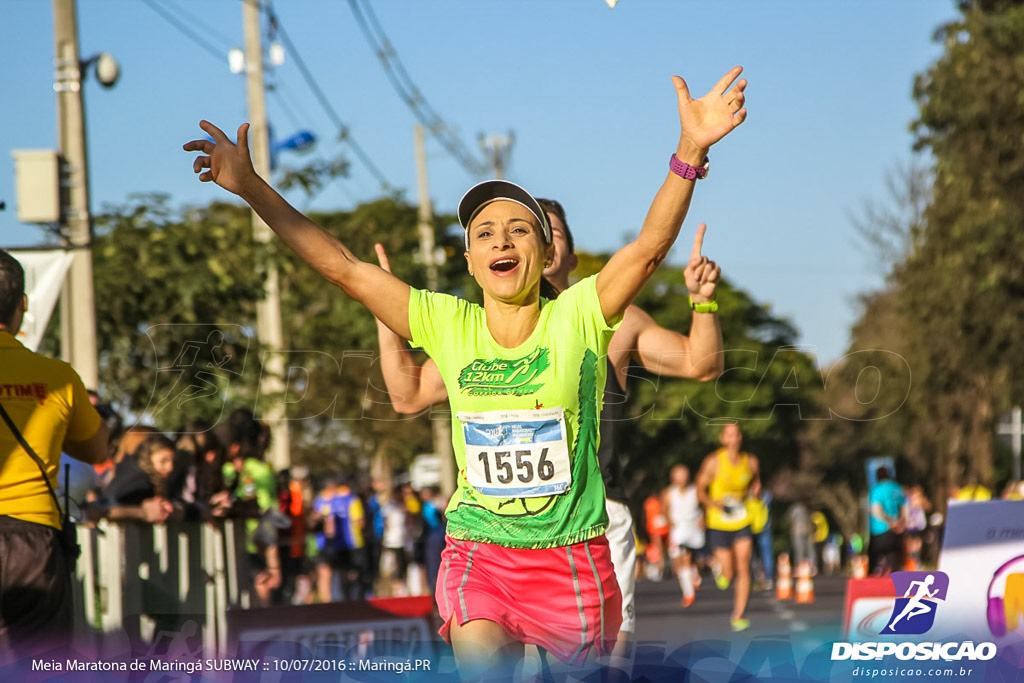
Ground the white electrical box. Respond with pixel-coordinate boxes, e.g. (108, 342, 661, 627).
(12, 149, 60, 223)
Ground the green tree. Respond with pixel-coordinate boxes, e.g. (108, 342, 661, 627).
(902, 0, 1024, 493)
(804, 164, 928, 534)
(92, 194, 264, 427)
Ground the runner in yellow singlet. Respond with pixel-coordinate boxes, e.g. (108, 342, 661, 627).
(695, 422, 760, 632)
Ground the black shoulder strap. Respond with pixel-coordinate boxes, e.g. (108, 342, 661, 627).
(0, 400, 66, 517)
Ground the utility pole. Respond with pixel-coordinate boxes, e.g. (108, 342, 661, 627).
(243, 0, 290, 470)
(998, 406, 1023, 483)
(53, 0, 98, 389)
(414, 124, 454, 500)
(479, 132, 515, 179)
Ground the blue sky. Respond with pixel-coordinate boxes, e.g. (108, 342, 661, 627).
(0, 0, 958, 366)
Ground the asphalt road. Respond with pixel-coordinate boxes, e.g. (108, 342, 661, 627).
(631, 570, 849, 649)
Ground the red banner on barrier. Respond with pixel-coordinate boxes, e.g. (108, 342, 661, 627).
(226, 596, 439, 660)
(843, 577, 896, 639)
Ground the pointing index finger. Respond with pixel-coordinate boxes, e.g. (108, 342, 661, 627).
(691, 223, 707, 261)
(374, 243, 393, 273)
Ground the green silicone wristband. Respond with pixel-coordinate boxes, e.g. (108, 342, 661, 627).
(689, 297, 718, 314)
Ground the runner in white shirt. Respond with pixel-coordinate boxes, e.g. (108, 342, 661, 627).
(379, 487, 411, 597)
(663, 464, 705, 607)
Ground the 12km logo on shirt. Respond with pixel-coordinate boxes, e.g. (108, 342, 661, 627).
(458, 348, 549, 396)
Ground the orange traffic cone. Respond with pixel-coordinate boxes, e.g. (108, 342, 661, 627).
(852, 554, 868, 579)
(795, 560, 815, 604)
(776, 553, 793, 600)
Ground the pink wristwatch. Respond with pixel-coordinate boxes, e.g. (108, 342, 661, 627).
(670, 154, 710, 180)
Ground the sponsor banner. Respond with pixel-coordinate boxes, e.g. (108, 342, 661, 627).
(237, 617, 432, 660)
(844, 577, 896, 639)
(227, 596, 436, 662)
(11, 249, 72, 351)
(936, 499, 1024, 642)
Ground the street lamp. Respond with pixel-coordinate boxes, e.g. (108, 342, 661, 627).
(81, 52, 120, 88)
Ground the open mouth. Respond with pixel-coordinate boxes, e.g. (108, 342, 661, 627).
(489, 257, 520, 273)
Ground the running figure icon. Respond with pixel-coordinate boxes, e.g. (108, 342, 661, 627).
(886, 574, 938, 632)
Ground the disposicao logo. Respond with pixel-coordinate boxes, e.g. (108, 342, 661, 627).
(883, 571, 949, 635)
(832, 570, 998, 663)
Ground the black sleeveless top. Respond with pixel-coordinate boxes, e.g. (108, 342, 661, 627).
(598, 358, 628, 503)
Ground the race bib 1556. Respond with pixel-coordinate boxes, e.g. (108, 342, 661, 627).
(458, 407, 571, 498)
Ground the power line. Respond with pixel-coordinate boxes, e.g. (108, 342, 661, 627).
(140, 0, 388, 191)
(346, 0, 488, 178)
(140, 0, 304, 139)
(266, 5, 393, 191)
(166, 0, 238, 48)
(139, 0, 227, 64)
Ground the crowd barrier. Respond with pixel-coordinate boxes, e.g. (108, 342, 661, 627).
(67, 519, 440, 662)
(70, 518, 251, 658)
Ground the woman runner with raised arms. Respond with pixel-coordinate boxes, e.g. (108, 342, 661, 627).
(184, 65, 747, 677)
